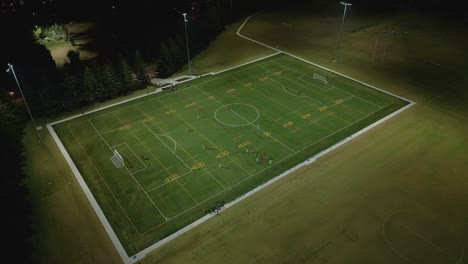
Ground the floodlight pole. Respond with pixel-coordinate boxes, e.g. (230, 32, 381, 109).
(334, 1, 352, 62)
(182, 13, 192, 75)
(6, 63, 43, 144)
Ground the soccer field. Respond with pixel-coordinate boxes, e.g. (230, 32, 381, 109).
(51, 53, 409, 257)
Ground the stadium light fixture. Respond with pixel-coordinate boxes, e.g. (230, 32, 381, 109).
(333, 1, 352, 62)
(6, 63, 43, 144)
(182, 13, 192, 75)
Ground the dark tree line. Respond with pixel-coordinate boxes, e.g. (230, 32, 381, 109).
(36, 50, 149, 115)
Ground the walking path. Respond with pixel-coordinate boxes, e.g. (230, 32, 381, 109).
(47, 14, 415, 264)
(150, 75, 197, 86)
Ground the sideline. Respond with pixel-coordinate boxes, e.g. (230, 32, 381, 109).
(47, 15, 415, 264)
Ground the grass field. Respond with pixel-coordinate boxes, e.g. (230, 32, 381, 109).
(51, 53, 408, 256)
(44, 23, 97, 66)
(25, 5, 468, 264)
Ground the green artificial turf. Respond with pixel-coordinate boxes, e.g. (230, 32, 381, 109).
(52, 53, 408, 255)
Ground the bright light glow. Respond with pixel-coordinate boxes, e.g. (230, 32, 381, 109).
(9, 91, 15, 96)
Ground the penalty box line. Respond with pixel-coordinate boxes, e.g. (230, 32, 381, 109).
(112, 142, 148, 175)
(270, 60, 365, 104)
(272, 59, 385, 110)
(88, 118, 169, 221)
(135, 104, 227, 192)
(141, 96, 385, 229)
(67, 126, 142, 236)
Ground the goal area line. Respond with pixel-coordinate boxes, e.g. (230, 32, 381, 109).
(47, 36, 415, 263)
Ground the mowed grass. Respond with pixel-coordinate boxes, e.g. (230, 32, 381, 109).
(52, 53, 407, 255)
(140, 7, 467, 264)
(45, 23, 97, 66)
(25, 6, 468, 264)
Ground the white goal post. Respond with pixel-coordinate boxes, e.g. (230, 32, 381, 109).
(110, 149, 125, 168)
(313, 73, 328, 84)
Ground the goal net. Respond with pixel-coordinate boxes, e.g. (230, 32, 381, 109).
(313, 73, 328, 84)
(110, 149, 125, 168)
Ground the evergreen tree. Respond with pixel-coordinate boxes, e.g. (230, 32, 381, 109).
(117, 57, 136, 94)
(65, 50, 82, 74)
(78, 66, 99, 105)
(59, 70, 79, 111)
(101, 62, 121, 99)
(133, 50, 149, 87)
(159, 41, 175, 77)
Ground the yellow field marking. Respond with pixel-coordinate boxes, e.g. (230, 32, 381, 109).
(191, 162, 205, 170)
(118, 124, 132, 131)
(260, 76, 268, 81)
(142, 117, 155, 123)
(135, 106, 226, 189)
(282, 121, 294, 128)
(186, 154, 199, 161)
(157, 100, 251, 177)
(340, 103, 366, 115)
(207, 96, 216, 100)
(239, 79, 301, 113)
(233, 135, 243, 141)
(226, 88, 236, 93)
(310, 120, 333, 133)
(274, 71, 282, 75)
(69, 128, 143, 235)
(238, 141, 251, 148)
(291, 128, 301, 134)
(164, 109, 177, 115)
(164, 174, 179, 183)
(216, 151, 229, 158)
(335, 98, 344, 104)
(263, 131, 272, 137)
(301, 113, 311, 119)
(328, 112, 352, 124)
(176, 179, 198, 204)
(185, 102, 197, 108)
(319, 105, 328, 112)
(244, 82, 252, 87)
(112, 113, 174, 176)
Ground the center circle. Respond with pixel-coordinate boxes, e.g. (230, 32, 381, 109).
(214, 103, 259, 127)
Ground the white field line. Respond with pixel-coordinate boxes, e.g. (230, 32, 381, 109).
(141, 97, 381, 232)
(269, 78, 324, 106)
(129, 15, 418, 263)
(46, 15, 416, 264)
(298, 75, 333, 91)
(140, 122, 189, 169)
(157, 134, 177, 152)
(113, 142, 148, 174)
(196, 87, 296, 153)
(87, 119, 168, 221)
(237, 14, 416, 105)
(47, 124, 132, 263)
(269, 60, 381, 109)
(76, 59, 279, 126)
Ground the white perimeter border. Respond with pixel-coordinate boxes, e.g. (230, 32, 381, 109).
(47, 15, 415, 264)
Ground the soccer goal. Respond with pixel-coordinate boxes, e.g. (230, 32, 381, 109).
(313, 73, 328, 84)
(110, 149, 125, 168)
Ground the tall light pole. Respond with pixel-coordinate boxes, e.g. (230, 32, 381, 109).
(333, 1, 352, 62)
(6, 63, 43, 144)
(182, 13, 191, 75)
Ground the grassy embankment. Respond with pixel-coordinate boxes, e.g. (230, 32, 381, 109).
(23, 19, 273, 264)
(24, 4, 468, 264)
(142, 6, 468, 264)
